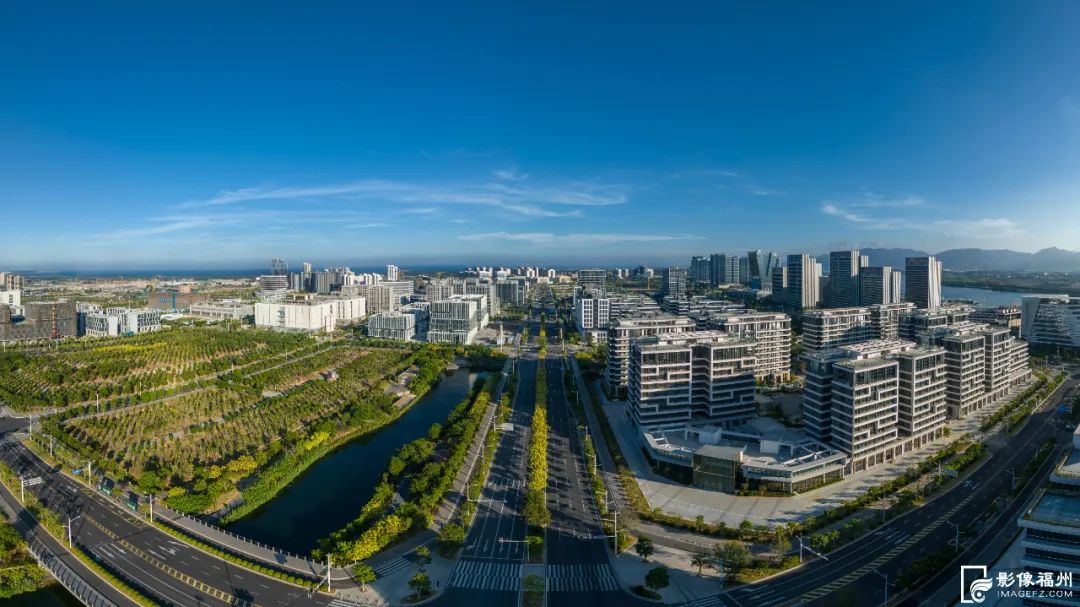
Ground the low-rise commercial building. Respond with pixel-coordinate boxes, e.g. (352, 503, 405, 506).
(427, 294, 489, 344)
(1022, 294, 1080, 349)
(105, 307, 162, 335)
(188, 301, 255, 321)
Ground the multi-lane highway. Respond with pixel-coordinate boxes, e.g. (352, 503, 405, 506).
(441, 350, 535, 605)
(0, 429, 334, 607)
(717, 372, 1077, 607)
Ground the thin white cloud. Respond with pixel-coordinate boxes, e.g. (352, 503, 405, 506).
(347, 222, 394, 229)
(402, 207, 439, 215)
(493, 167, 528, 181)
(459, 232, 703, 245)
(821, 202, 1022, 238)
(101, 217, 230, 239)
(174, 178, 627, 222)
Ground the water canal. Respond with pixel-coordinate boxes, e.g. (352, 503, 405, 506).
(225, 366, 486, 555)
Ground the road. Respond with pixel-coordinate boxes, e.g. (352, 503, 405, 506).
(543, 344, 642, 606)
(439, 348, 534, 605)
(717, 372, 1077, 607)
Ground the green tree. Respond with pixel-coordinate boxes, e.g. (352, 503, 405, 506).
(635, 535, 655, 562)
(415, 546, 432, 571)
(437, 523, 465, 555)
(644, 566, 670, 593)
(352, 564, 376, 592)
(714, 541, 749, 572)
(137, 471, 161, 493)
(408, 571, 432, 598)
(690, 550, 711, 577)
(523, 573, 545, 593)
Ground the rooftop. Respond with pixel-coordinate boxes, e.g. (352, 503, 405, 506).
(1027, 491, 1080, 529)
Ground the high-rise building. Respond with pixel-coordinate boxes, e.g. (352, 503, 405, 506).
(1021, 295, 1080, 348)
(747, 251, 779, 290)
(386, 264, 399, 281)
(786, 254, 820, 310)
(709, 254, 740, 286)
(771, 267, 788, 301)
(689, 256, 711, 284)
(898, 304, 974, 342)
(271, 258, 288, 276)
(0, 272, 24, 292)
(605, 314, 696, 399)
(628, 331, 757, 432)
(662, 267, 688, 298)
(859, 266, 902, 306)
(827, 250, 867, 308)
(738, 257, 750, 286)
(905, 256, 942, 309)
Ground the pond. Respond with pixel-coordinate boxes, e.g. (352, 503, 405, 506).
(225, 366, 485, 555)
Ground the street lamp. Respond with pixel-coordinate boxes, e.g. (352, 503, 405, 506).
(873, 570, 889, 607)
(66, 515, 82, 547)
(946, 520, 960, 549)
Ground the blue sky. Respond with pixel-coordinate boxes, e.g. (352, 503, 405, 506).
(2, 2, 1080, 270)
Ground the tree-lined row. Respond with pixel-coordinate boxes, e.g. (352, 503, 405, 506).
(317, 374, 498, 563)
(523, 356, 550, 528)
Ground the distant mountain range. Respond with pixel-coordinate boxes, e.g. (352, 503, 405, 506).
(815, 247, 1080, 273)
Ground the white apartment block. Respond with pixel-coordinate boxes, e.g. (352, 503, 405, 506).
(707, 311, 792, 382)
(0, 289, 21, 308)
(322, 296, 367, 324)
(105, 307, 162, 335)
(386, 264, 399, 281)
(628, 331, 757, 432)
(605, 315, 696, 399)
(368, 312, 418, 341)
(83, 313, 120, 337)
(895, 345, 948, 451)
(898, 304, 974, 343)
(802, 307, 875, 352)
(869, 302, 916, 339)
(1022, 294, 1080, 348)
(427, 294, 488, 345)
(804, 339, 940, 472)
(942, 327, 987, 419)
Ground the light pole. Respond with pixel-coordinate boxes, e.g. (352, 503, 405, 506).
(1006, 469, 1016, 491)
(324, 555, 332, 592)
(946, 520, 960, 549)
(66, 515, 81, 547)
(873, 570, 889, 607)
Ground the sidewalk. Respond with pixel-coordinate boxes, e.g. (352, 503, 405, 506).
(611, 542, 724, 604)
(336, 552, 454, 607)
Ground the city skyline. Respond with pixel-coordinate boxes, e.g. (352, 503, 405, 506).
(3, 3, 1080, 269)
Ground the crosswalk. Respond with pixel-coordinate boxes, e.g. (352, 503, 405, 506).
(546, 563, 619, 592)
(372, 556, 410, 578)
(448, 560, 522, 591)
(679, 595, 726, 607)
(329, 597, 385, 607)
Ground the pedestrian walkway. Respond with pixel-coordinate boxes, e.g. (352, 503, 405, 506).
(611, 541, 726, 604)
(678, 595, 726, 607)
(447, 560, 522, 591)
(547, 563, 619, 592)
(372, 556, 411, 578)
